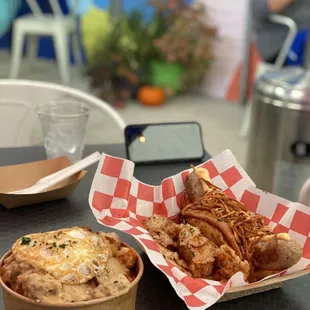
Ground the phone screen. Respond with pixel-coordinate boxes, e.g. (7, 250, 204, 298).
(125, 123, 204, 163)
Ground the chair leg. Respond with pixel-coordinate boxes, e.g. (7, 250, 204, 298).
(53, 32, 70, 84)
(239, 101, 253, 138)
(27, 35, 38, 64)
(72, 32, 82, 67)
(9, 25, 24, 79)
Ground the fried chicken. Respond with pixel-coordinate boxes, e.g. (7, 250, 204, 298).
(144, 216, 217, 278)
(178, 225, 217, 278)
(158, 245, 190, 275)
(215, 245, 250, 280)
(143, 215, 182, 249)
(144, 215, 251, 280)
(116, 247, 137, 270)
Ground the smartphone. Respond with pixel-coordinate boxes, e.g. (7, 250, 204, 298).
(124, 122, 205, 164)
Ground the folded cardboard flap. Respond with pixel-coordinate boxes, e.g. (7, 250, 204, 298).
(0, 156, 71, 193)
(0, 157, 87, 209)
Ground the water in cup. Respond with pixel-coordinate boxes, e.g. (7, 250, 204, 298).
(37, 101, 89, 162)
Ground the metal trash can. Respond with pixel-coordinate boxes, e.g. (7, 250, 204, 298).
(246, 67, 310, 201)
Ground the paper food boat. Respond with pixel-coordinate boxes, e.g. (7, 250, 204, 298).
(0, 157, 87, 209)
(88, 150, 310, 310)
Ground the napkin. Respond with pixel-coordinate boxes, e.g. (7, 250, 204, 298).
(88, 149, 310, 310)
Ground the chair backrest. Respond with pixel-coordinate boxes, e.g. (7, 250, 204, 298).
(26, 0, 79, 18)
(0, 99, 31, 146)
(299, 178, 310, 206)
(0, 79, 126, 147)
(269, 14, 298, 69)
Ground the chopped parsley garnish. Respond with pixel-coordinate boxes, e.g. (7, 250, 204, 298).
(52, 242, 57, 247)
(21, 237, 31, 245)
(59, 244, 67, 249)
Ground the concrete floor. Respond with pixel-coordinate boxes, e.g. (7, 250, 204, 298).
(0, 52, 248, 166)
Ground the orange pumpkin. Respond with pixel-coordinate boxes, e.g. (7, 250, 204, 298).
(137, 86, 165, 106)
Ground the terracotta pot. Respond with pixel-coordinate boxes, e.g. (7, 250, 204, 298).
(0, 244, 144, 310)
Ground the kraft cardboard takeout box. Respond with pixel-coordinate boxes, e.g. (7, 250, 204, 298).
(0, 157, 87, 209)
(88, 149, 310, 310)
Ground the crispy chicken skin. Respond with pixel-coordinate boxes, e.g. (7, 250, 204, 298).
(143, 215, 182, 249)
(99, 232, 122, 256)
(158, 245, 190, 274)
(178, 225, 217, 278)
(117, 247, 137, 270)
(144, 216, 217, 278)
(215, 245, 250, 280)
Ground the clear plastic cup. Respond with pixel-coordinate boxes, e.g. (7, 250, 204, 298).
(37, 101, 89, 163)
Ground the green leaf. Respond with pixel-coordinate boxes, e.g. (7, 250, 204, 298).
(21, 237, 31, 245)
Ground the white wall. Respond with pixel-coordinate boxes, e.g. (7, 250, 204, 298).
(199, 0, 248, 100)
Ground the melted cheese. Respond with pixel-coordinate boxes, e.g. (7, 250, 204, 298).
(195, 168, 211, 183)
(261, 233, 291, 242)
(12, 227, 111, 284)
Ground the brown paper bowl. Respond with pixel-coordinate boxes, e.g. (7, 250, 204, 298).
(0, 245, 144, 310)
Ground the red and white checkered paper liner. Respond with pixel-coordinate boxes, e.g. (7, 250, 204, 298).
(88, 149, 310, 310)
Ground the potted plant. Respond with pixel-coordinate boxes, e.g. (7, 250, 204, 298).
(150, 0, 217, 95)
(87, 0, 216, 107)
(86, 10, 168, 107)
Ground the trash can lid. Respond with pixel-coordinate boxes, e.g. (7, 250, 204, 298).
(255, 67, 310, 111)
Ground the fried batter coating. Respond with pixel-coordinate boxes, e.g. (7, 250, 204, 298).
(215, 245, 250, 280)
(116, 247, 137, 270)
(178, 225, 217, 278)
(144, 216, 217, 278)
(158, 245, 190, 275)
(143, 215, 182, 249)
(144, 215, 252, 281)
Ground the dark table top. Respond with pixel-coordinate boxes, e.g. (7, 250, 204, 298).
(0, 144, 309, 310)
